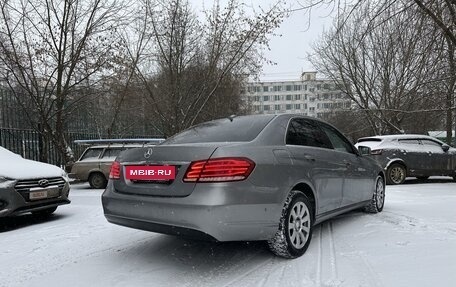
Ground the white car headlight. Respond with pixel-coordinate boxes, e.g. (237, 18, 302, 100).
(0, 176, 11, 187)
(61, 170, 70, 182)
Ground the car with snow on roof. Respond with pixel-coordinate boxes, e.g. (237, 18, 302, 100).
(0, 146, 70, 217)
(355, 134, 456, 184)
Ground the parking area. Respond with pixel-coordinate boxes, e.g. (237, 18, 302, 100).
(1, 178, 455, 287)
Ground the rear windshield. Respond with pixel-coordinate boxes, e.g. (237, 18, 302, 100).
(357, 138, 382, 143)
(163, 115, 275, 144)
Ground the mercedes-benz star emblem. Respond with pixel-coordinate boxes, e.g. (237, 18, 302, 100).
(38, 179, 49, 187)
(144, 148, 153, 159)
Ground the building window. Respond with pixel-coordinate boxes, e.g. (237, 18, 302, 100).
(317, 84, 321, 90)
(253, 96, 260, 101)
(273, 85, 282, 92)
(275, 104, 281, 110)
(286, 94, 292, 101)
(295, 104, 301, 109)
(286, 104, 292, 110)
(263, 105, 270, 111)
(263, 95, 269, 101)
(263, 86, 269, 92)
(303, 85, 307, 91)
(274, 95, 280, 101)
(254, 105, 260, 111)
(304, 103, 308, 109)
(294, 85, 301, 91)
(323, 83, 330, 90)
(294, 95, 301, 100)
(286, 85, 292, 91)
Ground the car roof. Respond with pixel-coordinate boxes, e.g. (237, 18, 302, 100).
(85, 144, 144, 149)
(358, 134, 442, 142)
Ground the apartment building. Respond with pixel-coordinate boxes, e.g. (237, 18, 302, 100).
(243, 72, 351, 117)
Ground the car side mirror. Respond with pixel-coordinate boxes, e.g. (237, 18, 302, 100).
(358, 146, 371, 156)
(442, 144, 450, 152)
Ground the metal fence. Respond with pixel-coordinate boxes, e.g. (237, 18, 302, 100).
(0, 128, 154, 167)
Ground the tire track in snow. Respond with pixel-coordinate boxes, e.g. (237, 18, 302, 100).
(328, 222, 338, 280)
(220, 256, 274, 287)
(316, 225, 323, 287)
(318, 221, 341, 287)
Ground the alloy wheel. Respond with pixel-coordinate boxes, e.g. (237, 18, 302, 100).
(287, 201, 311, 249)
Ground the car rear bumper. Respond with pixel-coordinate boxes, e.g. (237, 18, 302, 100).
(102, 181, 281, 241)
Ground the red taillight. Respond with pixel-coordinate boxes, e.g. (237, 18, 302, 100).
(183, 157, 255, 182)
(371, 149, 383, 155)
(109, 161, 121, 179)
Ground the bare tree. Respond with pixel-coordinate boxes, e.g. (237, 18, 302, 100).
(116, 0, 285, 137)
(409, 0, 456, 144)
(311, 1, 444, 135)
(0, 0, 129, 165)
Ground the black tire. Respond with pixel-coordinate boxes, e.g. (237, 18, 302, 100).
(416, 176, 429, 180)
(267, 191, 313, 259)
(364, 176, 385, 213)
(88, 172, 107, 189)
(386, 163, 406, 185)
(32, 206, 57, 217)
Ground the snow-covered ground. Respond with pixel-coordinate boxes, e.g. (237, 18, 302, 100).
(1, 178, 455, 287)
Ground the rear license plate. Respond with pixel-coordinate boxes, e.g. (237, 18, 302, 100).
(29, 186, 60, 201)
(125, 166, 176, 180)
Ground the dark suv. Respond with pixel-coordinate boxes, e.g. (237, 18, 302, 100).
(355, 134, 456, 184)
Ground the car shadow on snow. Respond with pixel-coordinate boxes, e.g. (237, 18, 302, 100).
(112, 234, 282, 283)
(0, 213, 67, 233)
(402, 177, 455, 185)
(105, 212, 365, 284)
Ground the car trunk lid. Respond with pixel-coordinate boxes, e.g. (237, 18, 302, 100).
(112, 143, 226, 197)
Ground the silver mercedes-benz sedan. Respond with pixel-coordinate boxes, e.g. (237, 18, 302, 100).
(102, 114, 384, 258)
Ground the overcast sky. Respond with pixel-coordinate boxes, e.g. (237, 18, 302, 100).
(261, 2, 336, 81)
(192, 0, 336, 81)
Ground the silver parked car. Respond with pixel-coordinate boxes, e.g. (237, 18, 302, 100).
(0, 146, 70, 217)
(102, 114, 384, 258)
(355, 134, 456, 185)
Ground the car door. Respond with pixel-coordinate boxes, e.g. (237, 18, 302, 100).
(285, 118, 345, 215)
(74, 147, 104, 180)
(318, 122, 374, 206)
(420, 139, 452, 175)
(99, 147, 124, 178)
(397, 139, 424, 176)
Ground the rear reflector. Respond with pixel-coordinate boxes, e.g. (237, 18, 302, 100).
(183, 157, 255, 182)
(109, 161, 121, 179)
